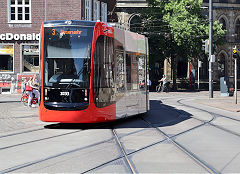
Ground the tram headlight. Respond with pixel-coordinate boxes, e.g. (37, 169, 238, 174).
(45, 88, 48, 96)
(44, 88, 49, 101)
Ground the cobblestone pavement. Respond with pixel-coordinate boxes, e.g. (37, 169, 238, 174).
(0, 94, 43, 134)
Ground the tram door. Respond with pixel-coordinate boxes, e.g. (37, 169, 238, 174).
(115, 51, 127, 118)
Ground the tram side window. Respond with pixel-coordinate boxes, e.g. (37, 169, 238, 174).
(138, 55, 145, 90)
(126, 53, 131, 90)
(115, 51, 125, 92)
(131, 54, 138, 90)
(126, 52, 138, 90)
(93, 35, 115, 108)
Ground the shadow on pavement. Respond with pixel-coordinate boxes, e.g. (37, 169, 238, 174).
(44, 122, 109, 130)
(44, 100, 192, 130)
(112, 100, 192, 129)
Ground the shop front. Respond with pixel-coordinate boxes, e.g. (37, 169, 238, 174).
(0, 33, 40, 94)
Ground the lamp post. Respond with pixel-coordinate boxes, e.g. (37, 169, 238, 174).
(235, 56, 237, 104)
(233, 46, 238, 104)
(209, 0, 213, 98)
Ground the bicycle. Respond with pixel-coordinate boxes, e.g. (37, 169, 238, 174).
(156, 82, 170, 93)
(21, 90, 38, 106)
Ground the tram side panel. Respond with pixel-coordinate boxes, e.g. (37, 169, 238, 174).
(113, 28, 148, 119)
(124, 30, 148, 116)
(113, 28, 127, 119)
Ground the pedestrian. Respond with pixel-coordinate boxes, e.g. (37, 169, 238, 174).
(190, 72, 195, 90)
(25, 77, 34, 107)
(147, 79, 152, 91)
(25, 75, 39, 107)
(158, 74, 168, 92)
(32, 74, 40, 102)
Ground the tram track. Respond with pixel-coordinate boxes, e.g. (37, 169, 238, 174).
(0, 130, 82, 150)
(0, 127, 45, 139)
(176, 99, 240, 138)
(0, 123, 109, 150)
(85, 115, 218, 173)
(0, 115, 38, 119)
(0, 114, 218, 173)
(141, 117, 219, 174)
(177, 98, 240, 122)
(0, 136, 117, 174)
(0, 124, 139, 174)
(112, 128, 137, 174)
(3, 96, 240, 173)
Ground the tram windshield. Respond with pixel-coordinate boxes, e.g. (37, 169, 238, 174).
(44, 26, 94, 88)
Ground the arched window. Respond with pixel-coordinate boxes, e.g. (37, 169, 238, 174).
(129, 15, 142, 33)
(219, 17, 226, 31)
(218, 52, 227, 77)
(235, 18, 240, 41)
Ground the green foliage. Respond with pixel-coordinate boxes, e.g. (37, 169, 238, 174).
(140, 0, 226, 62)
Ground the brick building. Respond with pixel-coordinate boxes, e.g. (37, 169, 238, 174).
(0, 0, 116, 94)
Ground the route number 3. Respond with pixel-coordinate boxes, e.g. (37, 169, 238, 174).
(52, 29, 55, 35)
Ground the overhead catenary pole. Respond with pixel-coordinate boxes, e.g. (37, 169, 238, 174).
(209, 0, 213, 98)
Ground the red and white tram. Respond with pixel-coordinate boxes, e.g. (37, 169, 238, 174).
(39, 20, 149, 123)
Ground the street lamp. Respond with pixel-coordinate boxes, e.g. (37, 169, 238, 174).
(233, 46, 238, 104)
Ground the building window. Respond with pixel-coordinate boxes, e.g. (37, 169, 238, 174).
(219, 18, 226, 31)
(93, 0, 100, 21)
(21, 44, 39, 73)
(0, 44, 14, 72)
(85, 0, 92, 21)
(218, 52, 226, 78)
(101, 2, 107, 23)
(235, 18, 240, 41)
(9, 0, 31, 23)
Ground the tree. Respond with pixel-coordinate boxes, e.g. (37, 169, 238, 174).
(136, 0, 225, 90)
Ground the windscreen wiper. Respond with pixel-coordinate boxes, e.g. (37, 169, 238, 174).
(65, 61, 88, 90)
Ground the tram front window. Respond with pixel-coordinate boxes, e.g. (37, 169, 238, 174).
(45, 58, 90, 88)
(43, 26, 93, 108)
(44, 26, 93, 88)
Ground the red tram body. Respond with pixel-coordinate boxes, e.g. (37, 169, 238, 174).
(39, 20, 149, 123)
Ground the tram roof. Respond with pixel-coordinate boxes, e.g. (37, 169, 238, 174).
(44, 20, 97, 27)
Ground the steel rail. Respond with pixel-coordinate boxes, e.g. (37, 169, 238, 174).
(177, 98, 240, 122)
(0, 137, 116, 174)
(142, 117, 219, 174)
(0, 127, 45, 139)
(112, 128, 137, 174)
(0, 122, 110, 150)
(177, 99, 240, 138)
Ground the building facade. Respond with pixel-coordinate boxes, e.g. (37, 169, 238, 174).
(163, 1, 240, 89)
(116, 0, 240, 89)
(203, 0, 240, 82)
(0, 0, 115, 94)
(116, 0, 147, 30)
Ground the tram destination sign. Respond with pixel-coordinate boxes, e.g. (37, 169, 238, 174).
(0, 33, 40, 41)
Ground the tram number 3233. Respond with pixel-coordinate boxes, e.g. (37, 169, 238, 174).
(60, 92, 70, 96)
